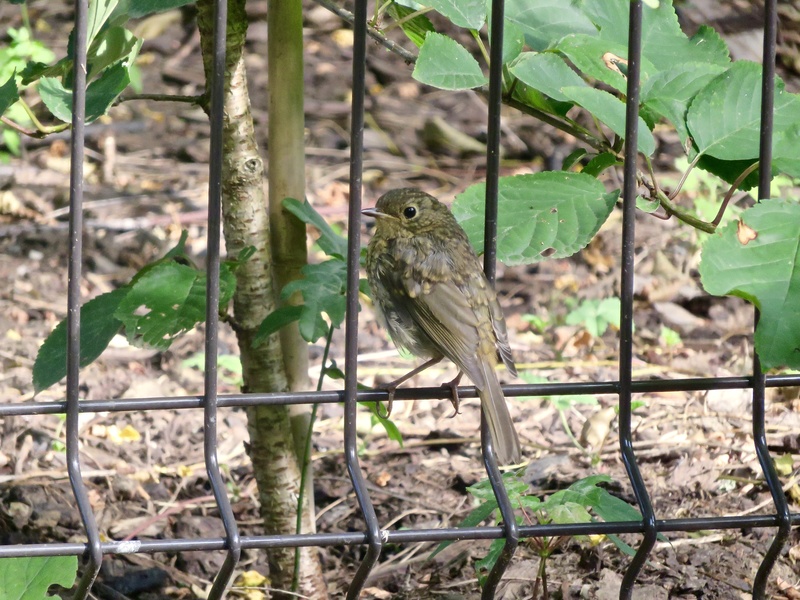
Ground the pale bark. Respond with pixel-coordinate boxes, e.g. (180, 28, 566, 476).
(195, 1, 327, 597)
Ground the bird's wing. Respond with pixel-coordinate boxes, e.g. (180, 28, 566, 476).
(489, 295, 517, 377)
(397, 277, 488, 390)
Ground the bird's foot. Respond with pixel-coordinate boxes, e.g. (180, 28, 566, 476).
(442, 372, 464, 418)
(374, 382, 398, 418)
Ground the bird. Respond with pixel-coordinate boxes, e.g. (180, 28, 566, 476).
(362, 188, 521, 465)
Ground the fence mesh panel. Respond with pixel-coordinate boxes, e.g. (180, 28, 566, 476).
(1, 1, 798, 599)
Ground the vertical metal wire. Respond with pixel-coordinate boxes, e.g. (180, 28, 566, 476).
(480, 0, 518, 596)
(66, 0, 102, 596)
(618, 2, 657, 598)
(751, 0, 791, 596)
(345, 0, 383, 596)
(203, 0, 242, 596)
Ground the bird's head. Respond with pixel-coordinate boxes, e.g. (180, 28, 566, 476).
(361, 188, 456, 237)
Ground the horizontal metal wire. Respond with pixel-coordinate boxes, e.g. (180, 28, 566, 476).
(7, 374, 800, 417)
(1, 513, 797, 559)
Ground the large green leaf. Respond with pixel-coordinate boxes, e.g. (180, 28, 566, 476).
(282, 197, 347, 259)
(426, 0, 487, 29)
(0, 556, 78, 600)
(115, 261, 235, 350)
(87, 0, 120, 46)
(505, 0, 596, 51)
(86, 25, 142, 81)
(39, 62, 131, 124)
(501, 19, 525, 65)
(687, 61, 800, 162)
(561, 85, 655, 156)
(579, 0, 730, 70)
(412, 33, 488, 90)
(281, 260, 348, 342)
(554, 34, 652, 93)
(33, 288, 127, 394)
(699, 200, 800, 370)
(508, 52, 587, 102)
(640, 62, 727, 142)
(452, 172, 619, 265)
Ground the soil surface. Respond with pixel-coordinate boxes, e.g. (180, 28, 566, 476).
(1, 1, 799, 599)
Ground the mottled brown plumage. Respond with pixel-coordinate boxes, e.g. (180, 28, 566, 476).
(363, 188, 521, 464)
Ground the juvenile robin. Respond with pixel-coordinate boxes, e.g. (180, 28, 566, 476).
(362, 188, 521, 465)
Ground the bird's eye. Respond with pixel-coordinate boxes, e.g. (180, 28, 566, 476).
(403, 206, 417, 219)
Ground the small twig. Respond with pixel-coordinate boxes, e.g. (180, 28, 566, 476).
(1, 115, 48, 139)
(470, 29, 491, 67)
(115, 92, 204, 106)
(503, 96, 605, 152)
(292, 324, 335, 593)
(657, 189, 716, 234)
(668, 152, 703, 199)
(18, 98, 70, 134)
(312, 0, 418, 63)
(711, 160, 759, 227)
(381, 6, 433, 33)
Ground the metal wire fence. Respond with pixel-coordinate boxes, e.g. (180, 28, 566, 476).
(2, 1, 799, 599)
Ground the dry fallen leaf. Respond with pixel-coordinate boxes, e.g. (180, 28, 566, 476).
(736, 219, 757, 245)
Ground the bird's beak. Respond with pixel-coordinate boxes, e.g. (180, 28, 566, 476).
(361, 207, 389, 219)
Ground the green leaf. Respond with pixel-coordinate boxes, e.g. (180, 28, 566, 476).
(467, 471, 528, 502)
(699, 200, 800, 370)
(252, 305, 304, 348)
(565, 297, 621, 338)
(427, 0, 487, 29)
(501, 19, 525, 65)
(687, 61, 800, 162)
(412, 32, 488, 90)
(475, 537, 506, 582)
(560, 85, 656, 156)
(364, 402, 404, 445)
(548, 500, 592, 525)
(33, 288, 127, 393)
(561, 148, 588, 171)
(636, 195, 660, 214)
(39, 62, 131, 124)
(582, 152, 620, 177)
(508, 52, 587, 103)
(87, 0, 120, 46)
(387, 2, 435, 48)
(115, 261, 235, 350)
(452, 172, 619, 265)
(85, 61, 131, 120)
(555, 34, 647, 93)
(126, 0, 196, 18)
(579, 0, 730, 70)
(282, 197, 347, 259)
(606, 533, 638, 557)
(0, 556, 78, 599)
(37, 77, 72, 123)
(548, 394, 598, 412)
(430, 494, 498, 558)
(640, 62, 727, 143)
(0, 73, 20, 115)
(505, 0, 596, 51)
(86, 25, 142, 81)
(281, 260, 348, 342)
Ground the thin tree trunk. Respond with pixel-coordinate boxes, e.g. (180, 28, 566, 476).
(195, 1, 327, 596)
(267, 0, 317, 542)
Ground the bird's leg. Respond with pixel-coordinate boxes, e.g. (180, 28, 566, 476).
(375, 357, 443, 417)
(443, 371, 464, 417)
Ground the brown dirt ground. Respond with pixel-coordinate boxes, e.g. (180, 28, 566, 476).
(1, 1, 799, 598)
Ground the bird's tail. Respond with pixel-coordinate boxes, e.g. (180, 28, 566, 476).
(477, 361, 521, 465)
